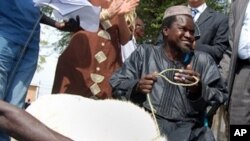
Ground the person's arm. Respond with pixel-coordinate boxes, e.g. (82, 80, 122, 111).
(110, 44, 147, 104)
(118, 0, 139, 45)
(187, 53, 228, 112)
(98, 0, 139, 45)
(0, 100, 72, 141)
(116, 13, 132, 45)
(40, 13, 81, 32)
(40, 12, 58, 27)
(121, 39, 137, 62)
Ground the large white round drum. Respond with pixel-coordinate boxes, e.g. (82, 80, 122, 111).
(26, 94, 166, 141)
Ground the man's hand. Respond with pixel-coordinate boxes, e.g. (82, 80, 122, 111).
(174, 65, 201, 93)
(136, 72, 157, 94)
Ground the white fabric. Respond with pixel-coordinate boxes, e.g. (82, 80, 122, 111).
(238, 1, 250, 59)
(121, 36, 137, 62)
(191, 8, 199, 18)
(188, 3, 207, 22)
(33, 0, 101, 32)
(26, 94, 167, 141)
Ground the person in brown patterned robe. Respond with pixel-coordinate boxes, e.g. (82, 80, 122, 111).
(52, 0, 139, 99)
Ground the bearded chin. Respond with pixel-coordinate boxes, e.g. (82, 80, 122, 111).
(179, 45, 194, 65)
(168, 42, 193, 53)
(180, 45, 192, 53)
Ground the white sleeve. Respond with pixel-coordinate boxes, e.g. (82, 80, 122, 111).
(121, 37, 137, 62)
(238, 2, 250, 59)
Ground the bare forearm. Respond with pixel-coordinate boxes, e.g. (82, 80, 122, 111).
(40, 13, 57, 27)
(0, 100, 72, 141)
(117, 15, 132, 45)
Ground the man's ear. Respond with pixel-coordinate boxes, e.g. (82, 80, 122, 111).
(162, 27, 169, 37)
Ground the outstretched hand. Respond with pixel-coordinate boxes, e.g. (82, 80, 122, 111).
(107, 0, 140, 18)
(118, 0, 140, 15)
(107, 0, 123, 18)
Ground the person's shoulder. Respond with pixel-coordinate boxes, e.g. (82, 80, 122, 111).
(194, 50, 215, 63)
(204, 7, 228, 25)
(206, 6, 228, 18)
(194, 50, 212, 58)
(134, 44, 160, 57)
(137, 43, 155, 48)
(137, 44, 159, 51)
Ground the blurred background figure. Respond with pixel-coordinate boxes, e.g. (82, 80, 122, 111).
(121, 15, 145, 62)
(228, 0, 250, 125)
(133, 17, 145, 40)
